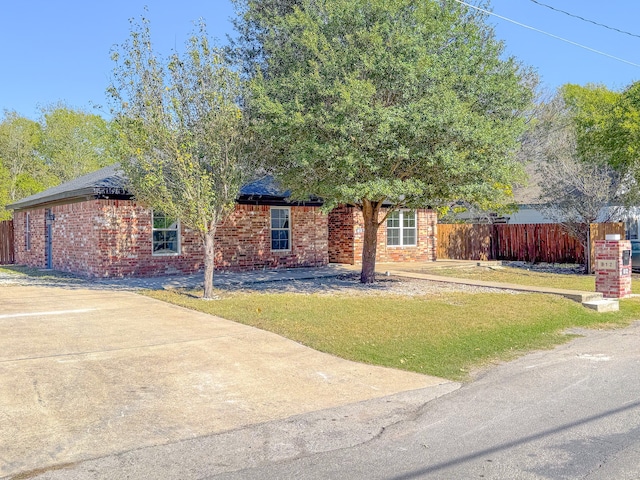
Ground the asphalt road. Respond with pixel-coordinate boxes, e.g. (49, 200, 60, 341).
(30, 320, 640, 479)
(210, 322, 640, 480)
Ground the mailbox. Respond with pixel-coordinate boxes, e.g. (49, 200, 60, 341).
(595, 238, 632, 298)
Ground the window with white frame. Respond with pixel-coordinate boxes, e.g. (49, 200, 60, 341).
(271, 207, 291, 251)
(25, 212, 31, 251)
(387, 210, 416, 246)
(152, 211, 180, 255)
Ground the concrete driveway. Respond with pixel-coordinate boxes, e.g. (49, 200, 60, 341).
(0, 285, 452, 478)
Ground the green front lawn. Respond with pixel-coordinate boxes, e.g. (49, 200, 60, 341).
(146, 288, 640, 381)
(430, 266, 640, 294)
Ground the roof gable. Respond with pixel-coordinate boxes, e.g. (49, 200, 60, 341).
(6, 164, 128, 210)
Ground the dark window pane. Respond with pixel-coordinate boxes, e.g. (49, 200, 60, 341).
(387, 211, 399, 228)
(403, 229, 415, 245)
(403, 211, 416, 228)
(271, 208, 290, 249)
(165, 230, 178, 243)
(387, 229, 400, 246)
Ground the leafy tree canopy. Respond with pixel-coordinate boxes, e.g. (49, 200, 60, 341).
(39, 103, 116, 182)
(0, 112, 47, 220)
(0, 106, 116, 220)
(240, 0, 536, 281)
(563, 81, 640, 179)
(518, 84, 640, 256)
(108, 17, 249, 298)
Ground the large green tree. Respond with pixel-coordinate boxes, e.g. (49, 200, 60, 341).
(240, 0, 535, 282)
(229, 0, 302, 75)
(108, 18, 249, 299)
(0, 107, 116, 219)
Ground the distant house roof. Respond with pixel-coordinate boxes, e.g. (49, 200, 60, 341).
(6, 164, 314, 211)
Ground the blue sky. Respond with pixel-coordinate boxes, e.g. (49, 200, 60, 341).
(2, 0, 639, 120)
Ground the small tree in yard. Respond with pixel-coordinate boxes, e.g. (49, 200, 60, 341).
(108, 18, 248, 299)
(238, 0, 535, 283)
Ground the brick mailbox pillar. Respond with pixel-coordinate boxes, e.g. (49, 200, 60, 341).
(594, 235, 632, 299)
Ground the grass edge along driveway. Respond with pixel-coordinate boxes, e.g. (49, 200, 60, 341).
(145, 288, 640, 381)
(428, 265, 640, 294)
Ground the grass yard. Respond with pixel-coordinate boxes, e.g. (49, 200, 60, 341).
(146, 287, 640, 381)
(430, 265, 640, 294)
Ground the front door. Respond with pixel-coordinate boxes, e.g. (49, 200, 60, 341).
(45, 209, 53, 269)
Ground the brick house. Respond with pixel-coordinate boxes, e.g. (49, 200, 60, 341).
(7, 165, 328, 277)
(328, 205, 437, 265)
(7, 165, 437, 277)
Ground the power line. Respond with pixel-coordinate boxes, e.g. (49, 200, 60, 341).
(528, 0, 640, 40)
(452, 0, 640, 68)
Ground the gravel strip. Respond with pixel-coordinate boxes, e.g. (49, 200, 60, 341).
(0, 271, 520, 296)
(502, 261, 586, 275)
(225, 274, 522, 297)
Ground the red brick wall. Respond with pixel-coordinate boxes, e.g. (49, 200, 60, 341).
(328, 205, 356, 264)
(216, 204, 328, 271)
(12, 200, 328, 277)
(13, 209, 46, 268)
(328, 205, 437, 264)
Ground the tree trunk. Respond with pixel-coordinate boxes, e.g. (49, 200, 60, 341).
(203, 227, 216, 299)
(360, 199, 381, 284)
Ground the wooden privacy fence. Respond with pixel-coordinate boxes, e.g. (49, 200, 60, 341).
(437, 224, 493, 261)
(0, 220, 14, 265)
(437, 222, 625, 267)
(493, 224, 585, 264)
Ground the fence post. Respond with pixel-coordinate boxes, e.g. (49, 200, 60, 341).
(490, 224, 497, 260)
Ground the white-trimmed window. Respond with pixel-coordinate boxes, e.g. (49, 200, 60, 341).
(25, 212, 31, 251)
(387, 210, 416, 247)
(152, 211, 180, 255)
(271, 207, 291, 251)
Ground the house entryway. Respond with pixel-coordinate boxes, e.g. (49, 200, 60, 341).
(44, 208, 53, 269)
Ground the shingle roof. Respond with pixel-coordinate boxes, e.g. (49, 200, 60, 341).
(6, 165, 294, 211)
(240, 176, 290, 198)
(6, 164, 128, 210)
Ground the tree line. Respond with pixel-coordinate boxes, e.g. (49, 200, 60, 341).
(0, 105, 116, 220)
